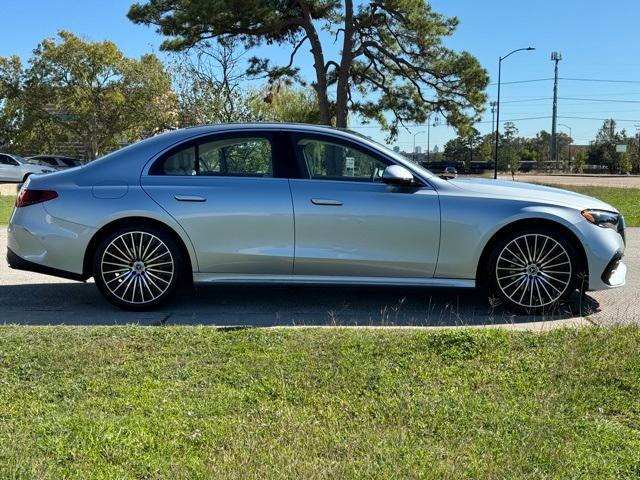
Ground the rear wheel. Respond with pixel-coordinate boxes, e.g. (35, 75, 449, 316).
(93, 226, 184, 310)
(488, 228, 580, 313)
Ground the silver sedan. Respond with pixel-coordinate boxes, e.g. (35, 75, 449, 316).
(6, 124, 626, 312)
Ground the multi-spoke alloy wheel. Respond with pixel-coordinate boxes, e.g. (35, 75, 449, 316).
(94, 227, 183, 310)
(490, 231, 578, 311)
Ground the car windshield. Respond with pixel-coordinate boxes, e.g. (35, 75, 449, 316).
(350, 133, 435, 178)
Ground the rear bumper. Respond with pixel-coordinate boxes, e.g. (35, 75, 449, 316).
(7, 247, 87, 281)
(7, 203, 95, 277)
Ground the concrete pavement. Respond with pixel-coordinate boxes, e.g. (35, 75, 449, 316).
(0, 229, 636, 329)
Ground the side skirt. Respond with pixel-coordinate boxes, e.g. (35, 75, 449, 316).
(193, 273, 475, 288)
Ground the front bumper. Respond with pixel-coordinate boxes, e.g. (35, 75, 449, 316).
(582, 220, 626, 291)
(601, 251, 626, 287)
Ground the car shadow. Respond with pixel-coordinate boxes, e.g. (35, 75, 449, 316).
(0, 281, 600, 327)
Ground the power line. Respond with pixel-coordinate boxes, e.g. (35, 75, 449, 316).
(559, 97, 640, 104)
(559, 115, 640, 122)
(560, 77, 640, 84)
(500, 97, 551, 104)
(489, 78, 553, 86)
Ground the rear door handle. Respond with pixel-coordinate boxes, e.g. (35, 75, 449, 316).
(311, 198, 343, 206)
(174, 194, 206, 202)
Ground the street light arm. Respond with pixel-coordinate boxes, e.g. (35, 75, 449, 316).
(500, 47, 535, 61)
(493, 46, 535, 180)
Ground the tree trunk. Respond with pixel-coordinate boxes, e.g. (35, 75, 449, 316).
(299, 3, 331, 125)
(335, 0, 354, 129)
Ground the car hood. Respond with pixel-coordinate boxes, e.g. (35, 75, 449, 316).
(447, 178, 618, 212)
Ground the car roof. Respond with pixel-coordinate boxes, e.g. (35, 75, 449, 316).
(150, 122, 369, 144)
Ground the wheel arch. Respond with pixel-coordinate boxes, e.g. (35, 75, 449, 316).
(475, 217, 588, 288)
(83, 216, 194, 281)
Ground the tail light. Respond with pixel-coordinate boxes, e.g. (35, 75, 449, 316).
(15, 189, 58, 208)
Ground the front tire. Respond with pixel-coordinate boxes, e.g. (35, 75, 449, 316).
(487, 228, 581, 313)
(93, 226, 184, 310)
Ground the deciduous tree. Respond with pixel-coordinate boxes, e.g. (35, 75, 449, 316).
(0, 31, 177, 159)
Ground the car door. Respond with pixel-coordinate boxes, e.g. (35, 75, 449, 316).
(289, 133, 441, 278)
(141, 131, 295, 275)
(0, 155, 20, 182)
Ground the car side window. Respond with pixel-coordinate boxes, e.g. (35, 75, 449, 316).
(154, 137, 273, 177)
(162, 146, 196, 176)
(198, 137, 272, 177)
(0, 155, 18, 166)
(297, 138, 389, 182)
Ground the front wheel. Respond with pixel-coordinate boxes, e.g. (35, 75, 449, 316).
(488, 228, 581, 313)
(93, 226, 184, 310)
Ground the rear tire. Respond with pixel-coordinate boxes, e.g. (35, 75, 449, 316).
(487, 227, 581, 313)
(93, 225, 185, 311)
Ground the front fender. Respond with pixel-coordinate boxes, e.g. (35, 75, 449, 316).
(435, 194, 586, 280)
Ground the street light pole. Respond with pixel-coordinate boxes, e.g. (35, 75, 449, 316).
(558, 123, 572, 171)
(493, 47, 535, 180)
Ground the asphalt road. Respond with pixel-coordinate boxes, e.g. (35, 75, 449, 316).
(1, 229, 636, 329)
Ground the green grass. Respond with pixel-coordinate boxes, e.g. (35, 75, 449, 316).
(0, 326, 639, 479)
(0, 195, 15, 224)
(548, 185, 640, 227)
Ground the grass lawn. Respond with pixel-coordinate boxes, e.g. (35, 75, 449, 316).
(0, 194, 15, 224)
(0, 326, 639, 479)
(550, 184, 640, 227)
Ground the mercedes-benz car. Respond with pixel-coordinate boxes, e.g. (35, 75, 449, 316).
(0, 153, 55, 182)
(6, 123, 626, 312)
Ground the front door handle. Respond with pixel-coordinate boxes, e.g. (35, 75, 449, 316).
(311, 198, 343, 206)
(174, 194, 206, 202)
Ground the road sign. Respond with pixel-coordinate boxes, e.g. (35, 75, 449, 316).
(616, 144, 628, 153)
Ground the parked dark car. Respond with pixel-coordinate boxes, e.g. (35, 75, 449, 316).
(28, 155, 82, 170)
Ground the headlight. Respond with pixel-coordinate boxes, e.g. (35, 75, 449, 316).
(581, 209, 620, 230)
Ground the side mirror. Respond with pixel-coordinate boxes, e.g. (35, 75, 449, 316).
(382, 165, 414, 186)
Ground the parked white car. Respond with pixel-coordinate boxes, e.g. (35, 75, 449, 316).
(0, 153, 54, 182)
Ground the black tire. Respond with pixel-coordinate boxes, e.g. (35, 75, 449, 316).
(93, 225, 185, 311)
(487, 227, 581, 313)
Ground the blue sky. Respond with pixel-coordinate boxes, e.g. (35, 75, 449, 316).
(2, 0, 640, 152)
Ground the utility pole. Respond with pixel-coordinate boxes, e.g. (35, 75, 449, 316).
(413, 130, 426, 159)
(427, 114, 439, 162)
(427, 114, 432, 162)
(550, 51, 562, 169)
(636, 125, 640, 174)
(558, 123, 572, 171)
